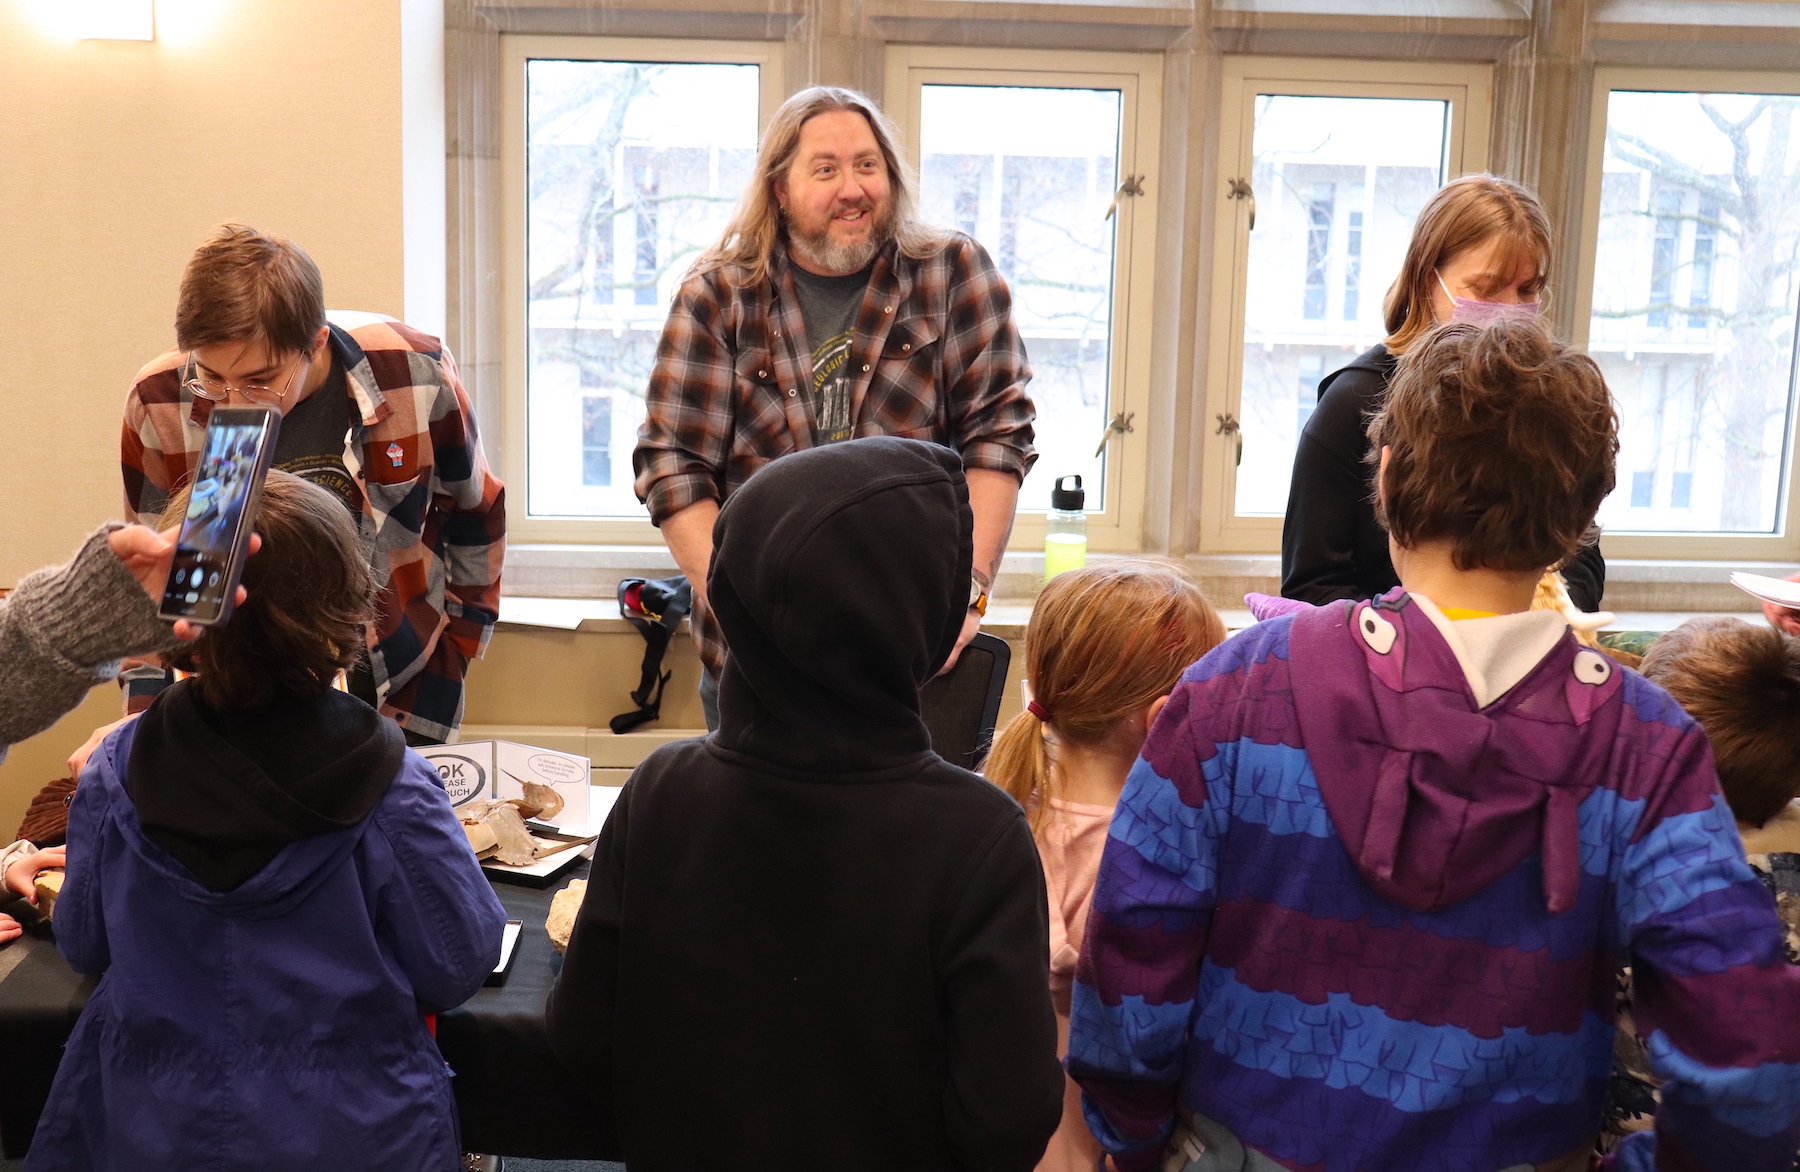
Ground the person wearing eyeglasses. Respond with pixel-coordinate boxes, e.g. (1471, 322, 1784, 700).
(117, 224, 505, 746)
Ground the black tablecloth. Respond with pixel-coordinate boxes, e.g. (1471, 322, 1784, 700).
(439, 862, 618, 1159)
(0, 921, 95, 1160)
(0, 864, 617, 1161)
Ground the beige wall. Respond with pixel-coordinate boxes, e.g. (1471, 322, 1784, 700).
(466, 626, 709, 730)
(0, 0, 421, 585)
(0, 0, 439, 837)
(461, 624, 1027, 740)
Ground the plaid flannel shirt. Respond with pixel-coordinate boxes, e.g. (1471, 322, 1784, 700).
(634, 235, 1035, 676)
(121, 312, 506, 742)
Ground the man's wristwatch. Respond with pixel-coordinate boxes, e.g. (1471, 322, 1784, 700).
(969, 574, 990, 617)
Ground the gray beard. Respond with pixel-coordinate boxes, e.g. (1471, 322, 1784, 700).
(788, 213, 893, 275)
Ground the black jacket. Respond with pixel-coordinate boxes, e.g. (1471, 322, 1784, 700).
(1280, 343, 1606, 612)
(129, 680, 405, 892)
(546, 437, 1063, 1172)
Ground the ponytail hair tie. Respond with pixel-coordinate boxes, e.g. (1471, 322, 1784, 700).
(1027, 700, 1053, 723)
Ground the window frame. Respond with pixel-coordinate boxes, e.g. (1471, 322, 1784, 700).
(1196, 56, 1493, 554)
(499, 34, 787, 544)
(882, 44, 1164, 553)
(1572, 65, 1800, 562)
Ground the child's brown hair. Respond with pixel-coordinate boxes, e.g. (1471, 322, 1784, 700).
(1641, 617, 1800, 827)
(1369, 317, 1618, 574)
(984, 561, 1225, 831)
(162, 470, 375, 709)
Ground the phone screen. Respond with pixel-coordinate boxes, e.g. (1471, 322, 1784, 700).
(495, 921, 523, 973)
(159, 409, 279, 624)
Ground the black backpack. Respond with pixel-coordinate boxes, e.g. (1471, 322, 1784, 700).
(610, 574, 693, 734)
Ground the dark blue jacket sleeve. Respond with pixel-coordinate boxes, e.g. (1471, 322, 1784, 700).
(367, 759, 507, 1011)
(54, 750, 117, 977)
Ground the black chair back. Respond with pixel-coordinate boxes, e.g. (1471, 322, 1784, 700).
(920, 632, 1012, 771)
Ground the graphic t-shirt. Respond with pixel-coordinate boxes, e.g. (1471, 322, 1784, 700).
(273, 359, 360, 517)
(789, 262, 872, 444)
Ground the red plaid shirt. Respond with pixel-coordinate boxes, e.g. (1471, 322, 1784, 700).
(121, 313, 505, 742)
(634, 235, 1035, 675)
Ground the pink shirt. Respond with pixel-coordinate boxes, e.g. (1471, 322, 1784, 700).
(1037, 797, 1117, 1014)
(1032, 796, 1116, 1172)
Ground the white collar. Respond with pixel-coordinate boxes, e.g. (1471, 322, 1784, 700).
(1409, 594, 1570, 708)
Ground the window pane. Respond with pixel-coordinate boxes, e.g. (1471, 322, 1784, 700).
(1233, 96, 1448, 516)
(525, 60, 761, 518)
(916, 85, 1122, 511)
(1589, 91, 1800, 534)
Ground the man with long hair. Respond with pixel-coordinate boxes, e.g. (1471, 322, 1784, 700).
(633, 86, 1036, 726)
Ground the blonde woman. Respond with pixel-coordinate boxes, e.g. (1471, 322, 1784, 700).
(1281, 173, 1606, 613)
(985, 562, 1225, 1172)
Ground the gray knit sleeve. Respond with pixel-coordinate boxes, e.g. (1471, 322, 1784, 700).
(0, 526, 183, 754)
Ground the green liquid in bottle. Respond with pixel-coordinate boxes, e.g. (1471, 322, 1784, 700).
(1044, 531, 1087, 579)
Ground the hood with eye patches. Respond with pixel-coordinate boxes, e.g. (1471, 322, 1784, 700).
(1287, 589, 1620, 915)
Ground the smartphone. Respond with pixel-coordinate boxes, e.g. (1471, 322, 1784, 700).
(485, 920, 524, 987)
(157, 406, 282, 626)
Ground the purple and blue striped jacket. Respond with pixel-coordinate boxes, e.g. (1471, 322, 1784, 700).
(1069, 594, 1800, 1172)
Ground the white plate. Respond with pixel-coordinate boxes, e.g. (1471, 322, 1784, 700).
(1730, 571, 1800, 609)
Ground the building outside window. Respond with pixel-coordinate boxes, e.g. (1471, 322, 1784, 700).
(1296, 352, 1324, 435)
(1234, 99, 1444, 517)
(1199, 58, 1490, 552)
(887, 47, 1163, 551)
(1303, 182, 1334, 320)
(581, 393, 613, 487)
(1690, 198, 1719, 329)
(1647, 187, 1682, 330)
(501, 37, 782, 536)
(1581, 79, 1800, 542)
(916, 82, 1123, 511)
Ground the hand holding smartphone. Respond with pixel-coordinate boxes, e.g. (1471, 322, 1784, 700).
(158, 407, 282, 627)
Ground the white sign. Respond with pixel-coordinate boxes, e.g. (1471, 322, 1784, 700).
(416, 747, 491, 809)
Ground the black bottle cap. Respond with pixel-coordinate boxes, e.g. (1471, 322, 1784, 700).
(1051, 474, 1085, 511)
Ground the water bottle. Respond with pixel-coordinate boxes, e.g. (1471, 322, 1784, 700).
(1044, 474, 1087, 580)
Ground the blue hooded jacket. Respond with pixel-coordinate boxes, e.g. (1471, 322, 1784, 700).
(25, 703, 506, 1172)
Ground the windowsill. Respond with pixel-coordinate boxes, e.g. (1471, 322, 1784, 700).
(505, 544, 1212, 605)
(503, 544, 1789, 624)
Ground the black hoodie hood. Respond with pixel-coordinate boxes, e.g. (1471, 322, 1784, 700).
(128, 679, 406, 892)
(708, 437, 973, 773)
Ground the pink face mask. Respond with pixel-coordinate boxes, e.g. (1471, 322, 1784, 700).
(1437, 272, 1540, 326)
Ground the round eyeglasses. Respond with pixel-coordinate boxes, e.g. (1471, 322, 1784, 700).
(181, 353, 306, 405)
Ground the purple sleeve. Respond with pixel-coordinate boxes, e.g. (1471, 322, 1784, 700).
(1066, 673, 1227, 1172)
(1613, 708, 1800, 1171)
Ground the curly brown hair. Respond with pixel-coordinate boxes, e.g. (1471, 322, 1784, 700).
(1642, 617, 1800, 827)
(1367, 317, 1618, 573)
(162, 470, 374, 709)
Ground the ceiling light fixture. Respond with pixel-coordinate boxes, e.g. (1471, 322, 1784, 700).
(79, 0, 154, 40)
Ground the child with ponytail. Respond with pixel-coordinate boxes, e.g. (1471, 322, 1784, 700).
(985, 561, 1225, 1172)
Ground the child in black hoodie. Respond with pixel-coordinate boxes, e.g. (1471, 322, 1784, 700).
(547, 436, 1063, 1171)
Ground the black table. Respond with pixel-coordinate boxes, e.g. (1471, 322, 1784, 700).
(440, 862, 618, 1159)
(0, 863, 617, 1161)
